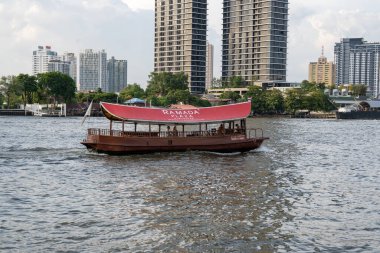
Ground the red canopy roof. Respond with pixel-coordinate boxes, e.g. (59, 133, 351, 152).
(101, 101, 252, 124)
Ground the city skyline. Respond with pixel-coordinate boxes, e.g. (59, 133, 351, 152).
(1, 0, 380, 87)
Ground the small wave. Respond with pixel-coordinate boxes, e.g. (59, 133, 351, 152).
(10, 147, 51, 152)
(7, 146, 84, 153)
(251, 145, 273, 153)
(200, 151, 242, 156)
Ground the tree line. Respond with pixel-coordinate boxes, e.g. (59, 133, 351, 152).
(2, 72, 360, 114)
(78, 72, 211, 107)
(219, 80, 337, 114)
(0, 72, 76, 109)
(0, 72, 211, 109)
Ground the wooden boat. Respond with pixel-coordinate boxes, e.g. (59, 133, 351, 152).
(81, 101, 269, 155)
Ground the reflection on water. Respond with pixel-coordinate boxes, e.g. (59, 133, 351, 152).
(0, 116, 379, 252)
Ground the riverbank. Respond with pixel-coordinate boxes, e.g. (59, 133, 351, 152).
(1, 107, 337, 119)
(253, 112, 336, 119)
(0, 109, 33, 116)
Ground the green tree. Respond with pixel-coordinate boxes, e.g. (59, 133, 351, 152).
(221, 76, 246, 88)
(301, 80, 325, 92)
(93, 92, 118, 103)
(16, 74, 37, 111)
(76, 90, 118, 103)
(119, 83, 145, 101)
(220, 91, 241, 102)
(327, 84, 335, 95)
(211, 77, 222, 88)
(228, 76, 246, 88)
(352, 84, 367, 96)
(0, 76, 10, 108)
(37, 72, 76, 104)
(245, 85, 267, 114)
(265, 89, 284, 113)
(190, 96, 211, 107)
(146, 72, 188, 97)
(303, 90, 336, 112)
(146, 96, 160, 107)
(284, 89, 305, 114)
(173, 90, 192, 104)
(0, 76, 20, 109)
(162, 92, 177, 106)
(0, 93, 4, 108)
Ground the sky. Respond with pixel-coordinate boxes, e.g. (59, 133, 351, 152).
(1, 0, 380, 87)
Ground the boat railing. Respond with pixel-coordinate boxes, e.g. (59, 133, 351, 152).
(247, 128, 265, 139)
(87, 128, 265, 139)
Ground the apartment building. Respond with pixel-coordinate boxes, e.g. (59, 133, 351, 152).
(206, 42, 214, 90)
(107, 57, 128, 93)
(32, 46, 59, 75)
(308, 49, 336, 86)
(154, 0, 207, 93)
(222, 0, 289, 85)
(77, 49, 107, 92)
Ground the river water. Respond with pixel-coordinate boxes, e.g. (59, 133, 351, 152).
(0, 116, 379, 252)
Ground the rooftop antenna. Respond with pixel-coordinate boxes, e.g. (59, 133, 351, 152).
(321, 46, 325, 57)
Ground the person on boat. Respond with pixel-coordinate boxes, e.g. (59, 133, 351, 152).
(173, 125, 178, 136)
(217, 124, 225, 135)
(235, 124, 241, 134)
(167, 125, 171, 136)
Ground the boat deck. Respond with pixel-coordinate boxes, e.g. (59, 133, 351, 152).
(82, 128, 268, 154)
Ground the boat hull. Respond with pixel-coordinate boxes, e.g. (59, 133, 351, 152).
(336, 111, 380, 119)
(81, 134, 268, 155)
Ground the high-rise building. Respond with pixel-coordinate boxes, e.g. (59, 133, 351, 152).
(47, 60, 71, 76)
(32, 46, 59, 75)
(335, 38, 380, 97)
(308, 48, 336, 86)
(32, 46, 77, 82)
(222, 0, 289, 85)
(107, 57, 128, 93)
(206, 42, 214, 90)
(334, 38, 364, 85)
(349, 43, 380, 97)
(154, 0, 207, 94)
(62, 52, 77, 83)
(78, 49, 107, 92)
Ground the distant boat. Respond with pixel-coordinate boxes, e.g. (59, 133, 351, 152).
(81, 101, 269, 155)
(336, 100, 380, 119)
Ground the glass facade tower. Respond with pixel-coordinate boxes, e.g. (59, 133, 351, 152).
(222, 0, 288, 84)
(154, 0, 207, 94)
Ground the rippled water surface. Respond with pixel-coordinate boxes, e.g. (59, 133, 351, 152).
(0, 116, 379, 252)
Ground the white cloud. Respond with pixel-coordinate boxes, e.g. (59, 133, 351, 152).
(287, 2, 380, 81)
(121, 0, 154, 11)
(0, 0, 154, 85)
(1, 0, 380, 85)
(208, 1, 223, 34)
